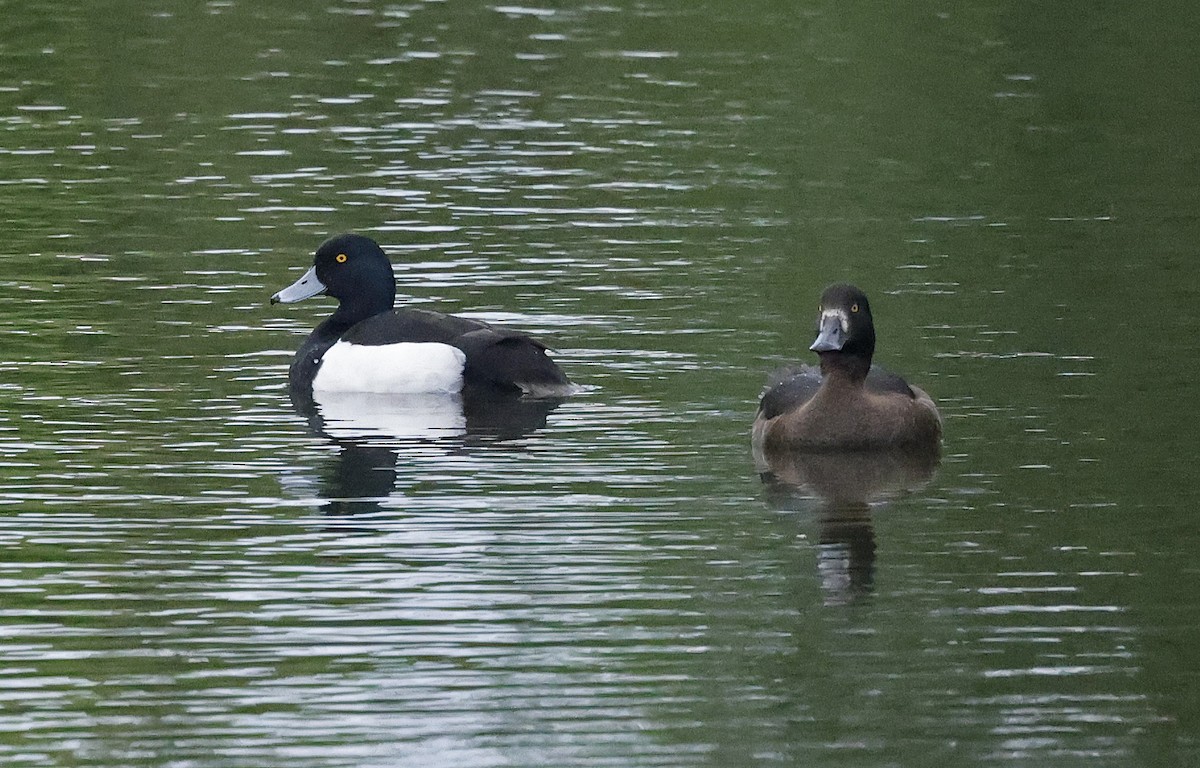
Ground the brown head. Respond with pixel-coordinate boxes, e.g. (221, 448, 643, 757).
(810, 283, 875, 381)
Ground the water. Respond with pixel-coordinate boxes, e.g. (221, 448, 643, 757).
(2, 1, 1198, 766)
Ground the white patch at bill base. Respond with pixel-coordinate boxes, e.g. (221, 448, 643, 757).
(312, 341, 466, 394)
(820, 308, 850, 333)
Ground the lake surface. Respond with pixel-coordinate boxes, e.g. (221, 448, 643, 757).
(2, 2, 1198, 766)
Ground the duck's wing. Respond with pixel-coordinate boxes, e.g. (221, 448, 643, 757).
(757, 365, 822, 420)
(757, 362, 916, 420)
(908, 384, 943, 429)
(864, 365, 916, 398)
(455, 328, 574, 397)
(339, 308, 489, 345)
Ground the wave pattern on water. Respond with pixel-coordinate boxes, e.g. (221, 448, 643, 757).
(0, 1, 1196, 767)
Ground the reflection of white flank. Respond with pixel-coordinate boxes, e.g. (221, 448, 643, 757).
(313, 341, 466, 394)
(315, 391, 467, 440)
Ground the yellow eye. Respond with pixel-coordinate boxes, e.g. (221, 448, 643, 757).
(335, 253, 348, 264)
(851, 303, 859, 313)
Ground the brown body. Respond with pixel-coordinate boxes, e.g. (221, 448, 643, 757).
(753, 368, 941, 452)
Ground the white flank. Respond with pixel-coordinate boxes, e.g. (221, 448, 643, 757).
(312, 341, 466, 394)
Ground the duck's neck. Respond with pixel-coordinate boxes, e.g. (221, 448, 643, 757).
(818, 350, 871, 385)
(329, 298, 387, 330)
(298, 303, 371, 366)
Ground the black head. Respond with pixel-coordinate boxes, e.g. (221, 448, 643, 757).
(312, 234, 396, 311)
(810, 283, 876, 378)
(272, 234, 396, 327)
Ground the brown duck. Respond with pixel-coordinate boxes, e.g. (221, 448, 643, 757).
(752, 284, 942, 452)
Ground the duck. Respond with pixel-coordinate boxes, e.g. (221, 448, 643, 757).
(271, 234, 575, 399)
(752, 283, 941, 452)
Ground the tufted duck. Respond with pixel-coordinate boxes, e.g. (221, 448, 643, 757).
(752, 284, 941, 452)
(271, 234, 575, 399)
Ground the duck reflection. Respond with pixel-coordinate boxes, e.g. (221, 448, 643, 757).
(756, 446, 939, 606)
(291, 385, 562, 515)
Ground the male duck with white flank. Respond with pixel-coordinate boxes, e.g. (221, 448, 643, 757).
(272, 234, 575, 399)
(752, 283, 941, 452)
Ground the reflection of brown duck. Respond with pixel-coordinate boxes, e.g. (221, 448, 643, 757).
(757, 447, 940, 606)
(752, 284, 941, 453)
(756, 445, 940, 506)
